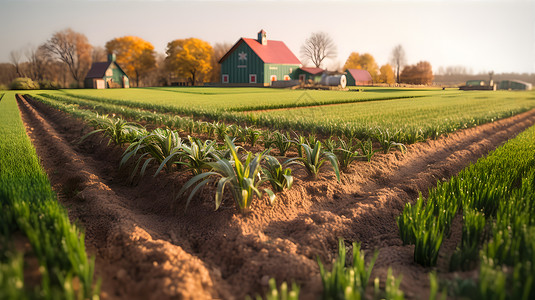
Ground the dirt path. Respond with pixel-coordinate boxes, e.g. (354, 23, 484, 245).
(17, 94, 535, 299)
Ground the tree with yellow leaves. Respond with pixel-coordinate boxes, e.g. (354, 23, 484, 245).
(378, 64, 395, 84)
(343, 52, 379, 82)
(165, 38, 213, 86)
(105, 36, 156, 87)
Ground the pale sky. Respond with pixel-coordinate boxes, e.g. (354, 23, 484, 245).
(1, 0, 534, 74)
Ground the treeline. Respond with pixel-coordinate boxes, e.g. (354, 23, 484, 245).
(434, 72, 535, 86)
(0, 28, 232, 89)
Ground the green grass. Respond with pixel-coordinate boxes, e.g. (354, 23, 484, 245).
(0, 92, 99, 299)
(398, 122, 535, 298)
(31, 88, 535, 145)
(49, 86, 450, 112)
(246, 90, 535, 140)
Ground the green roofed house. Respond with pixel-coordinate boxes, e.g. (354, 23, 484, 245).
(293, 67, 324, 83)
(219, 30, 302, 86)
(84, 54, 130, 89)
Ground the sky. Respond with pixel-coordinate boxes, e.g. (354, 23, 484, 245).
(0, 0, 534, 74)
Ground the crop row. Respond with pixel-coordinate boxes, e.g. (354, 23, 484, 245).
(30, 93, 404, 161)
(0, 93, 99, 299)
(397, 122, 535, 299)
(45, 90, 535, 145)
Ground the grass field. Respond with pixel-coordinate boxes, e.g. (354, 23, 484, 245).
(55, 86, 453, 112)
(31, 87, 535, 144)
(0, 92, 99, 299)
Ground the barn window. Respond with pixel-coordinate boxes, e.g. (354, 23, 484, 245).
(284, 75, 290, 81)
(270, 75, 277, 82)
(222, 74, 229, 83)
(299, 74, 306, 82)
(249, 74, 257, 83)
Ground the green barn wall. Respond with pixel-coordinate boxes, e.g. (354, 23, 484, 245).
(292, 69, 322, 82)
(221, 42, 264, 84)
(346, 72, 356, 86)
(263, 64, 299, 84)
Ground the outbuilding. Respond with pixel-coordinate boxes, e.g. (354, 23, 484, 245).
(498, 80, 532, 91)
(345, 69, 372, 86)
(219, 30, 302, 86)
(84, 54, 130, 89)
(293, 67, 324, 83)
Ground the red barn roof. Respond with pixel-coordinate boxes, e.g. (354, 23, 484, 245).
(346, 69, 372, 82)
(219, 37, 301, 65)
(300, 67, 324, 75)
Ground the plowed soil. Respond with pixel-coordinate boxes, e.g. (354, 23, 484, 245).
(17, 94, 535, 299)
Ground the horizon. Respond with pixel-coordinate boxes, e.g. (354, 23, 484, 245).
(1, 0, 534, 74)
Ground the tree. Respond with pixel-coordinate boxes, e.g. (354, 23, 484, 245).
(9, 49, 24, 77)
(390, 44, 406, 84)
(165, 38, 213, 86)
(105, 36, 156, 87)
(91, 46, 107, 63)
(400, 61, 434, 85)
(44, 28, 92, 86)
(300, 32, 337, 68)
(210, 42, 232, 83)
(26, 44, 51, 81)
(343, 52, 379, 81)
(378, 64, 395, 84)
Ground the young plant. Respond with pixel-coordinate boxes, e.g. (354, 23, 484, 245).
(120, 128, 183, 181)
(272, 131, 293, 156)
(213, 121, 231, 142)
(244, 126, 261, 147)
(262, 155, 293, 192)
(177, 136, 275, 212)
(373, 128, 407, 154)
(358, 139, 379, 162)
(159, 136, 217, 176)
(288, 141, 340, 181)
(318, 239, 378, 300)
(80, 114, 146, 147)
(335, 139, 363, 172)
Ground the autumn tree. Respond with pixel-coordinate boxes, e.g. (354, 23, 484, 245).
(165, 38, 213, 86)
(390, 44, 406, 84)
(44, 28, 92, 86)
(400, 61, 434, 85)
(300, 32, 337, 68)
(105, 36, 156, 87)
(378, 64, 395, 84)
(343, 52, 379, 81)
(210, 42, 232, 83)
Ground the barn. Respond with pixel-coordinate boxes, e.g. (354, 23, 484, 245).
(293, 67, 324, 83)
(219, 30, 302, 86)
(345, 69, 372, 86)
(84, 54, 130, 89)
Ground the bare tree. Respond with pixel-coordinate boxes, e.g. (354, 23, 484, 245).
(390, 44, 406, 84)
(92, 46, 108, 63)
(300, 32, 337, 68)
(26, 44, 51, 81)
(10, 49, 24, 77)
(44, 28, 93, 86)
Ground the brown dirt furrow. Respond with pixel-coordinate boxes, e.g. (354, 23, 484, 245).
(17, 93, 535, 299)
(17, 95, 224, 300)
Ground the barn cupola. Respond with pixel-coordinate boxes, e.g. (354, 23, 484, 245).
(258, 29, 267, 45)
(108, 53, 116, 62)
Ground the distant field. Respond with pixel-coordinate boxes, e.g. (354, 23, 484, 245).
(246, 90, 535, 133)
(30, 87, 535, 142)
(53, 86, 452, 112)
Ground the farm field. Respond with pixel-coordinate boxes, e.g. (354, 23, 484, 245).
(3, 87, 535, 299)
